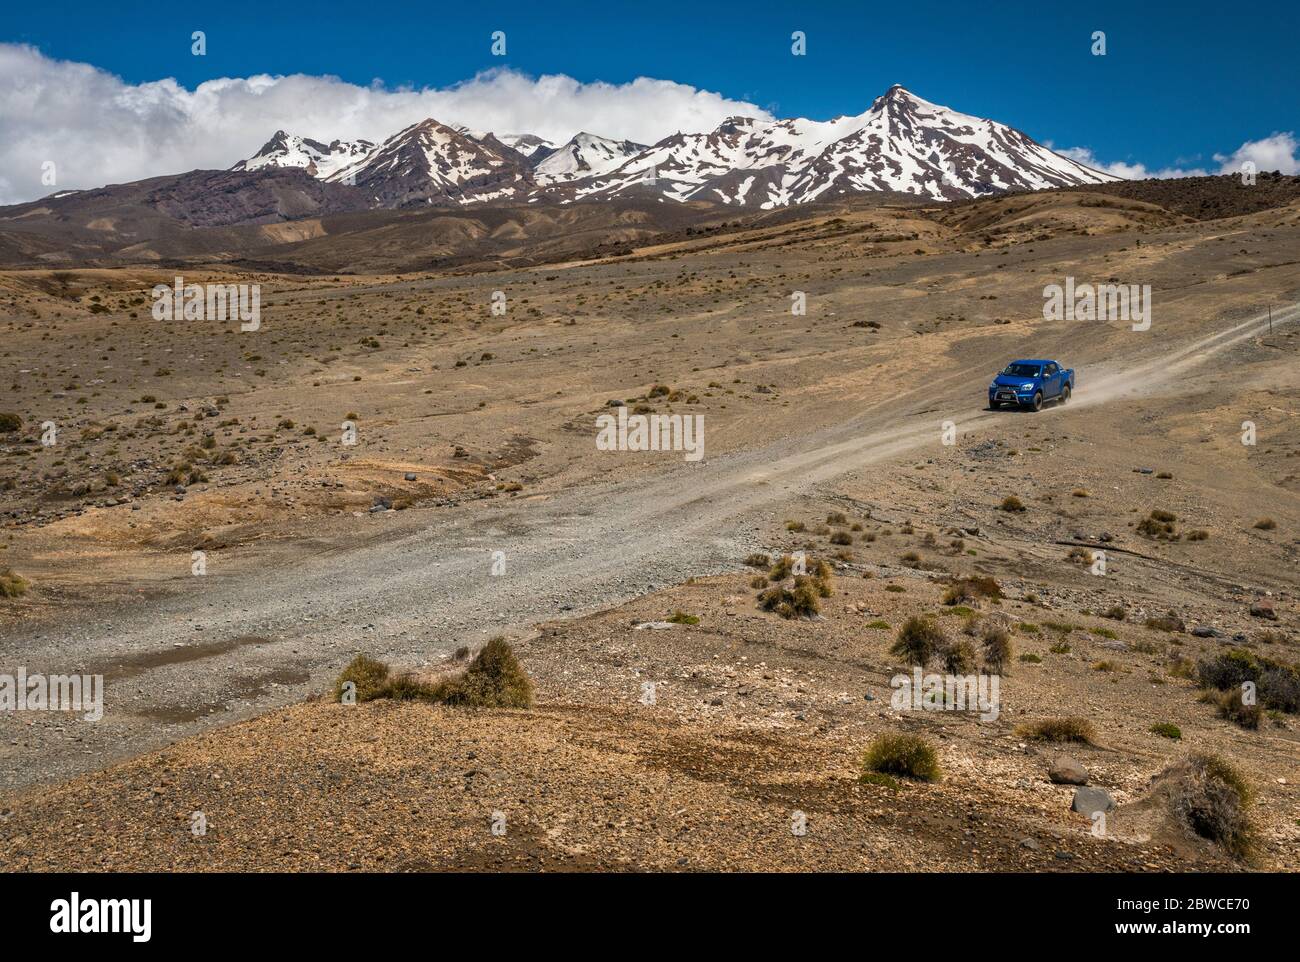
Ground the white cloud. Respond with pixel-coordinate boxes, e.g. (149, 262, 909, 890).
(1054, 146, 1207, 180)
(1059, 133, 1299, 181)
(0, 44, 773, 205)
(1214, 132, 1300, 176)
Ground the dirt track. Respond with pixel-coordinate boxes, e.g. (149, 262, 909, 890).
(3, 300, 1295, 795)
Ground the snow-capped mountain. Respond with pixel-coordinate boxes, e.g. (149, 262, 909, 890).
(453, 127, 558, 164)
(325, 119, 533, 207)
(549, 85, 1119, 207)
(533, 133, 648, 185)
(232, 131, 374, 180)
(229, 85, 1119, 210)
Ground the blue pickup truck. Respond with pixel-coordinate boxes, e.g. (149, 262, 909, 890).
(988, 359, 1074, 411)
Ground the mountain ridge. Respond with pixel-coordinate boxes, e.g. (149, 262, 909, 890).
(230, 84, 1119, 209)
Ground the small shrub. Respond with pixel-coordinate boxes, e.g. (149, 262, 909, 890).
(1019, 653, 1042, 664)
(890, 616, 947, 666)
(942, 638, 977, 674)
(768, 555, 795, 580)
(1151, 722, 1182, 739)
(1212, 689, 1261, 729)
(428, 637, 534, 708)
(0, 413, 22, 433)
(981, 625, 1013, 672)
(1253, 518, 1276, 531)
(1172, 754, 1254, 858)
(1138, 510, 1177, 539)
(1196, 649, 1259, 691)
(744, 553, 771, 568)
(862, 733, 941, 782)
(1092, 660, 1119, 673)
(757, 576, 824, 619)
(332, 654, 391, 703)
(999, 496, 1025, 512)
(865, 620, 891, 630)
(666, 610, 700, 625)
(826, 511, 848, 525)
(1259, 665, 1300, 713)
(829, 531, 852, 545)
(942, 576, 1004, 605)
(0, 568, 30, 598)
(1049, 641, 1071, 654)
(1144, 611, 1185, 633)
(1019, 716, 1096, 743)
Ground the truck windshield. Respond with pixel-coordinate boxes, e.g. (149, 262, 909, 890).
(1002, 363, 1041, 377)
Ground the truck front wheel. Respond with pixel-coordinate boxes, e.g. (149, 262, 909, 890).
(1060, 384, 1071, 404)
(1030, 392, 1043, 412)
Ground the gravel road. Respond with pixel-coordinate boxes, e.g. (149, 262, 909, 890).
(2, 302, 1295, 794)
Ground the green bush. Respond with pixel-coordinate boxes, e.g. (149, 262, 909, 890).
(1197, 649, 1300, 714)
(1150, 722, 1182, 739)
(1018, 716, 1096, 744)
(890, 616, 947, 666)
(862, 733, 941, 782)
(333, 639, 533, 709)
(332, 654, 391, 703)
(429, 637, 534, 708)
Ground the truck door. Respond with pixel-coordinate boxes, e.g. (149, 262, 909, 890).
(1044, 362, 1060, 397)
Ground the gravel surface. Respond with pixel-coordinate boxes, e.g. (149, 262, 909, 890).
(2, 301, 1296, 797)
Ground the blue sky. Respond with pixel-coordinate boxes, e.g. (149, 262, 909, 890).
(1, 0, 1297, 201)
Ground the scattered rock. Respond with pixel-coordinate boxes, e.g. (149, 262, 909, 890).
(1049, 756, 1089, 786)
(1071, 786, 1115, 816)
(1249, 600, 1277, 620)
